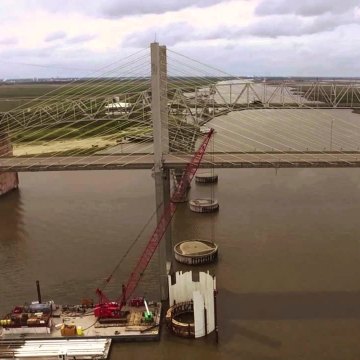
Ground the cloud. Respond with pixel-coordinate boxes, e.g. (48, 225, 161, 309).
(123, 22, 196, 47)
(256, 0, 360, 17)
(0, 37, 18, 45)
(100, 0, 231, 18)
(170, 30, 360, 77)
(25, 0, 87, 14)
(124, 11, 359, 47)
(45, 31, 67, 42)
(0, 0, 359, 78)
(240, 12, 358, 38)
(2, 0, 231, 19)
(0, 45, 59, 63)
(66, 34, 96, 44)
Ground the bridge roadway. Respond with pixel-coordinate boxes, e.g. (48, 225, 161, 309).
(1, 152, 360, 171)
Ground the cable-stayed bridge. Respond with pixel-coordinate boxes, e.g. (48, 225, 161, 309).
(1, 153, 360, 172)
(1, 42, 360, 299)
(1, 80, 360, 128)
(1, 43, 360, 174)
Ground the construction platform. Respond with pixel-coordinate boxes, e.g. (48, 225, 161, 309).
(0, 302, 162, 344)
(174, 240, 218, 265)
(195, 173, 218, 184)
(189, 199, 219, 213)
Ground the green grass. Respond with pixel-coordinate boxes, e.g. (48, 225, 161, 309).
(11, 121, 152, 143)
(0, 80, 150, 98)
(0, 77, 223, 112)
(15, 146, 109, 157)
(0, 78, 219, 152)
(0, 80, 150, 112)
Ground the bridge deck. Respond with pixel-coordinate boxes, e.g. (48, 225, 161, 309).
(1, 153, 360, 171)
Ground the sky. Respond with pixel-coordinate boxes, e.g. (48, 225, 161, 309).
(0, 0, 359, 78)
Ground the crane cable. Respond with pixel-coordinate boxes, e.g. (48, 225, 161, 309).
(211, 132, 215, 244)
(99, 201, 163, 293)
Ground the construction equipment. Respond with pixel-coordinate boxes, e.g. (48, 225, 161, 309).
(94, 129, 214, 320)
(143, 299, 153, 323)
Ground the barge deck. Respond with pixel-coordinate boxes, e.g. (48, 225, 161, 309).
(0, 302, 162, 358)
(0, 302, 161, 342)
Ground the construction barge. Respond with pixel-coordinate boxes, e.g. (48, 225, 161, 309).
(0, 299, 162, 359)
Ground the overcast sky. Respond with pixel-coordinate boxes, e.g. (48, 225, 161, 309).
(0, 0, 359, 78)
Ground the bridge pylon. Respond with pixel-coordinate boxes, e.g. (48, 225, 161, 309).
(151, 42, 172, 301)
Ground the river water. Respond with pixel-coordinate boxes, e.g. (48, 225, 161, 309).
(2, 109, 360, 359)
(1, 168, 360, 359)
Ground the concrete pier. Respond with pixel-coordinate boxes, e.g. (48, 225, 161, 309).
(189, 199, 219, 213)
(174, 240, 218, 265)
(0, 133, 18, 196)
(151, 42, 172, 300)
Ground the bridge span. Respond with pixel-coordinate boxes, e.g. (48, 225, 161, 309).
(1, 152, 360, 172)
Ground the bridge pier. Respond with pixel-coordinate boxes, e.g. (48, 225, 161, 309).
(151, 42, 172, 301)
(154, 168, 172, 300)
(0, 132, 18, 196)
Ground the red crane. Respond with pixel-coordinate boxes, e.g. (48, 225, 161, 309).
(94, 128, 214, 319)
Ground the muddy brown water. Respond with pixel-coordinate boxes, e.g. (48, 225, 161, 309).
(1, 167, 360, 359)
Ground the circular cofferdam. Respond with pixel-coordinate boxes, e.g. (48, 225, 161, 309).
(174, 240, 218, 265)
(189, 199, 219, 213)
(195, 173, 218, 184)
(166, 301, 195, 338)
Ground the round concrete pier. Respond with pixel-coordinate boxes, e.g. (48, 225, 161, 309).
(166, 301, 195, 338)
(189, 199, 219, 213)
(174, 240, 218, 265)
(195, 173, 218, 184)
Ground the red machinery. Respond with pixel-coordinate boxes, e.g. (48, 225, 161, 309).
(95, 129, 214, 319)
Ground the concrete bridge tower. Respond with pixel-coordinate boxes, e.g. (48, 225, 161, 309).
(151, 42, 172, 300)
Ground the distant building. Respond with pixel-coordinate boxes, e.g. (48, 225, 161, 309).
(104, 102, 133, 115)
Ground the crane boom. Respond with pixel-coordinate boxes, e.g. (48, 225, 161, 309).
(95, 128, 214, 318)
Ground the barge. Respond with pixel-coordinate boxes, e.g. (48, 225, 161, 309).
(0, 299, 162, 359)
(0, 300, 161, 341)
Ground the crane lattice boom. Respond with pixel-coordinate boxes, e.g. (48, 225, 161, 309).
(95, 128, 214, 319)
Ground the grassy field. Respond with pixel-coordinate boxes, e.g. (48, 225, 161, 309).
(0, 80, 152, 156)
(12, 125, 153, 156)
(0, 80, 150, 98)
(10, 121, 140, 142)
(0, 80, 150, 112)
(0, 77, 221, 112)
(0, 77, 217, 155)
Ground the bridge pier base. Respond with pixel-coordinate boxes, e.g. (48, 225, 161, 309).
(0, 133, 18, 197)
(155, 168, 172, 301)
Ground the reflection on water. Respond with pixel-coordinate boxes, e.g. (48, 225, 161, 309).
(0, 190, 29, 306)
(1, 168, 360, 359)
(0, 189, 26, 243)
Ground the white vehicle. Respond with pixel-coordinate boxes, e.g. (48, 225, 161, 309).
(200, 126, 211, 134)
